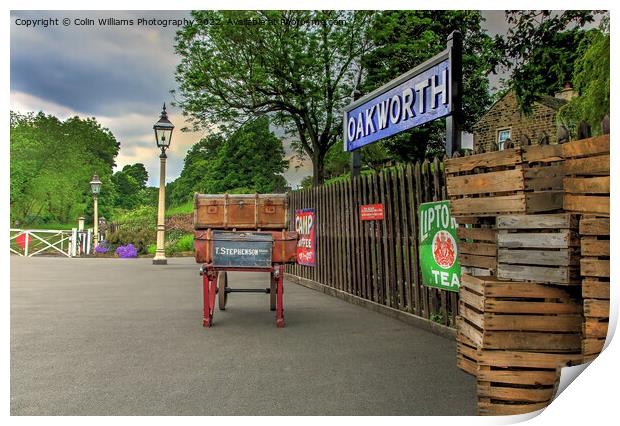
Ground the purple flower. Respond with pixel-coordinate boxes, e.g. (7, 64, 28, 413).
(115, 243, 138, 258)
(95, 241, 111, 254)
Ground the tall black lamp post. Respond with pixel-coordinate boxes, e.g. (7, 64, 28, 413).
(152, 103, 174, 265)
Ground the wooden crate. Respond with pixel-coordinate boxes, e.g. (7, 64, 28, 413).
(458, 274, 582, 353)
(456, 217, 497, 276)
(563, 135, 610, 216)
(496, 214, 580, 285)
(580, 216, 610, 361)
(476, 349, 581, 416)
(445, 145, 564, 217)
(456, 316, 479, 376)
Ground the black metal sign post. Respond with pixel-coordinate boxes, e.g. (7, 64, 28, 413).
(445, 31, 462, 158)
(345, 31, 463, 169)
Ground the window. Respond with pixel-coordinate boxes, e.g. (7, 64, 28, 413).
(497, 128, 511, 150)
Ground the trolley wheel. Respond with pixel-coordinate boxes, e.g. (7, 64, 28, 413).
(218, 271, 228, 311)
(270, 279, 277, 311)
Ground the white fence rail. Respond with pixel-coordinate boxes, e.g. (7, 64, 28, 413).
(9, 229, 93, 258)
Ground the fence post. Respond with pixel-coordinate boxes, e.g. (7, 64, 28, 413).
(24, 231, 29, 257)
(71, 228, 77, 257)
(86, 229, 92, 255)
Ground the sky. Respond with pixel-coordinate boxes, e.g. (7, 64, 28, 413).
(10, 10, 513, 187)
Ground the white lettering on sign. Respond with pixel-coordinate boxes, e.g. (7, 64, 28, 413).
(295, 214, 313, 235)
(431, 269, 460, 287)
(214, 247, 267, 256)
(344, 59, 451, 152)
(420, 202, 458, 242)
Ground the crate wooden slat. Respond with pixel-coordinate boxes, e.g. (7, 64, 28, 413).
(446, 145, 564, 217)
(562, 135, 610, 216)
(456, 317, 479, 376)
(476, 349, 581, 416)
(579, 216, 610, 359)
(458, 275, 582, 353)
(496, 214, 580, 285)
(456, 217, 497, 276)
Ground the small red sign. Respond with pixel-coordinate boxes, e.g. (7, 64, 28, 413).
(15, 233, 33, 250)
(360, 204, 384, 221)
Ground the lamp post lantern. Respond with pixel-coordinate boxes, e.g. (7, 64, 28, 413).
(153, 103, 174, 265)
(90, 174, 102, 250)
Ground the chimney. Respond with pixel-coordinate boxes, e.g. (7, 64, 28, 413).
(555, 83, 577, 101)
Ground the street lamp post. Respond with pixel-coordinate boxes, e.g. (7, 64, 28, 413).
(152, 103, 174, 265)
(90, 175, 102, 250)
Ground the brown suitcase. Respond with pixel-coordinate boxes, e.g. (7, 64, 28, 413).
(194, 229, 297, 265)
(194, 193, 288, 230)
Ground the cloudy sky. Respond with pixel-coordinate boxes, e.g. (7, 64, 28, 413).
(10, 10, 511, 187)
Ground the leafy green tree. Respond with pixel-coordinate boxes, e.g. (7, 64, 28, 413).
(359, 10, 502, 163)
(121, 163, 148, 189)
(557, 29, 610, 135)
(174, 10, 373, 184)
(496, 10, 601, 112)
(111, 170, 142, 210)
(169, 117, 287, 203)
(10, 112, 119, 225)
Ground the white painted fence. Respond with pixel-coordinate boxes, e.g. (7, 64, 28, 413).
(9, 228, 93, 258)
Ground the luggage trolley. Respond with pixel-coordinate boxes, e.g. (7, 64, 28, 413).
(193, 194, 296, 329)
(196, 230, 297, 328)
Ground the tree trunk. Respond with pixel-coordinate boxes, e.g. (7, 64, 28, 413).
(312, 150, 326, 186)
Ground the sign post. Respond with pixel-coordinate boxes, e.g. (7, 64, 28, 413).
(418, 201, 461, 292)
(343, 32, 462, 158)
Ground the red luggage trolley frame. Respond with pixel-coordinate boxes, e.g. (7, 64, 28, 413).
(200, 263, 285, 328)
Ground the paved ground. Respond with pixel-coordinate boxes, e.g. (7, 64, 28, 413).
(11, 256, 476, 415)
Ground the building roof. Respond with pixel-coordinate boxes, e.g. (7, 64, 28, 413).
(474, 90, 567, 128)
(537, 95, 567, 110)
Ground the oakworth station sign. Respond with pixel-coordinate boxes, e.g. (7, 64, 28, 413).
(343, 31, 462, 156)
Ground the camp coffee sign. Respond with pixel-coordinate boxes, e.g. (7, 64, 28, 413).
(418, 201, 461, 292)
(295, 209, 316, 267)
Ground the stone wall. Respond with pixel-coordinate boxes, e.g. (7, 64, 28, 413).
(473, 91, 563, 152)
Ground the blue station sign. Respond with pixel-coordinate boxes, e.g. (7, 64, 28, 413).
(343, 50, 453, 152)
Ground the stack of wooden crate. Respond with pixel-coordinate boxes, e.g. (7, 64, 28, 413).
(446, 143, 593, 415)
(579, 216, 610, 362)
(458, 274, 582, 414)
(562, 135, 610, 363)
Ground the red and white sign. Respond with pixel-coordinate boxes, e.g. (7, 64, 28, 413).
(360, 204, 384, 221)
(295, 209, 315, 266)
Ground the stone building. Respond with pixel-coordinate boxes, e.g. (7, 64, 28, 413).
(473, 89, 570, 152)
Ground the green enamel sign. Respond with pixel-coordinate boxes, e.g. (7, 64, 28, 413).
(418, 201, 461, 292)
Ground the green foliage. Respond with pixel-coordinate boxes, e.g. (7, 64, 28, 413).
(146, 244, 157, 255)
(175, 234, 194, 252)
(557, 30, 610, 136)
(165, 200, 194, 217)
(106, 226, 156, 255)
(496, 10, 601, 112)
(169, 117, 287, 204)
(174, 10, 373, 184)
(10, 112, 120, 226)
(359, 11, 502, 163)
(121, 164, 148, 188)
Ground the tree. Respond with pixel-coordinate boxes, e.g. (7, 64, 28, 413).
(174, 10, 373, 184)
(111, 170, 142, 210)
(10, 112, 119, 225)
(496, 10, 601, 112)
(121, 163, 148, 189)
(169, 117, 287, 204)
(557, 27, 610, 135)
(358, 10, 502, 163)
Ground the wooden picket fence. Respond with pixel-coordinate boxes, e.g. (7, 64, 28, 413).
(285, 157, 458, 327)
